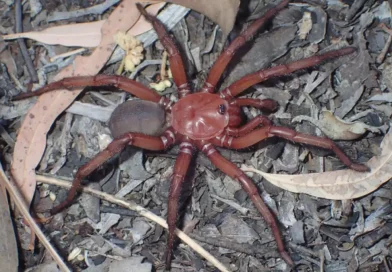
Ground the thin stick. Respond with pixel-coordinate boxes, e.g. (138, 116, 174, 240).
(160, 50, 168, 80)
(15, 0, 38, 83)
(319, 249, 325, 272)
(36, 175, 231, 272)
(0, 169, 70, 272)
(380, 23, 392, 36)
(377, 24, 392, 64)
(49, 48, 87, 62)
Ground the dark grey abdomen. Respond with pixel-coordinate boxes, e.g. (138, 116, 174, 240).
(109, 100, 166, 138)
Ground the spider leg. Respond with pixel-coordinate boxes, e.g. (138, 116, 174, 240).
(226, 116, 272, 137)
(137, 4, 190, 98)
(197, 142, 294, 266)
(202, 0, 290, 93)
(12, 75, 164, 103)
(225, 98, 277, 136)
(51, 128, 177, 214)
(219, 47, 356, 99)
(165, 142, 194, 270)
(217, 126, 369, 172)
(230, 98, 279, 112)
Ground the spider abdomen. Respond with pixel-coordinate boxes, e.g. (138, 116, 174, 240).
(109, 99, 166, 138)
(171, 92, 229, 140)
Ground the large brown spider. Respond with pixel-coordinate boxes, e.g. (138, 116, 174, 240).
(14, 0, 369, 269)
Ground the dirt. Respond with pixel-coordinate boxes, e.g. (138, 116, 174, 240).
(1, 0, 392, 271)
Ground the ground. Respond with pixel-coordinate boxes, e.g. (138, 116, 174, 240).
(0, 0, 392, 271)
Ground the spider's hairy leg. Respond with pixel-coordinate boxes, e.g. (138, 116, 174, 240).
(223, 126, 369, 172)
(51, 129, 177, 215)
(136, 4, 190, 98)
(165, 142, 194, 270)
(202, 0, 290, 93)
(220, 47, 356, 99)
(12, 74, 162, 102)
(197, 142, 294, 266)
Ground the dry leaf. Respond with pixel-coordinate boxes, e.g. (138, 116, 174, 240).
(149, 0, 240, 35)
(174, 0, 239, 35)
(11, 0, 242, 205)
(3, 0, 240, 48)
(242, 130, 392, 200)
(2, 20, 105, 47)
(292, 110, 383, 140)
(367, 93, 392, 103)
(11, 1, 144, 205)
(0, 41, 17, 76)
(2, 4, 165, 48)
(0, 173, 18, 272)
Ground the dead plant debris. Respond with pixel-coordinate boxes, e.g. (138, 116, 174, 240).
(0, 0, 391, 271)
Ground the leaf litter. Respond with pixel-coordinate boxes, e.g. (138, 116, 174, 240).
(242, 128, 392, 200)
(2, 3, 166, 48)
(1, 0, 392, 271)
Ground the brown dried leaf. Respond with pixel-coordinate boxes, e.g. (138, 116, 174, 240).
(11, 1, 144, 205)
(3, 21, 105, 47)
(3, 0, 240, 48)
(2, 4, 165, 48)
(149, 0, 240, 35)
(0, 42, 17, 76)
(175, 0, 240, 35)
(0, 183, 18, 272)
(242, 131, 391, 200)
(292, 110, 383, 140)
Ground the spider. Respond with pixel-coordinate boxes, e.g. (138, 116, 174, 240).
(14, 0, 369, 269)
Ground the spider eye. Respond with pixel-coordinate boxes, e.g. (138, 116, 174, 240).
(218, 104, 226, 115)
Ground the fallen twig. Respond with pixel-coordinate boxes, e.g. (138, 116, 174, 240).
(0, 168, 70, 271)
(377, 24, 392, 64)
(49, 48, 87, 62)
(15, 0, 38, 83)
(36, 174, 230, 272)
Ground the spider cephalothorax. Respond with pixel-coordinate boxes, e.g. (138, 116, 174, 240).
(13, 0, 369, 269)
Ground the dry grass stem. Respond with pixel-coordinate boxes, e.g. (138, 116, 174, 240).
(0, 169, 70, 272)
(36, 174, 230, 272)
